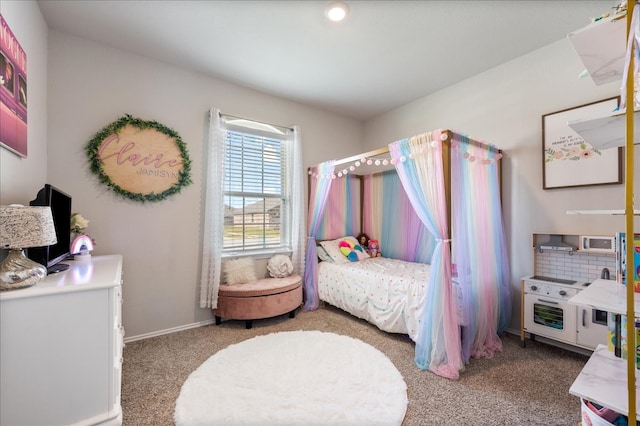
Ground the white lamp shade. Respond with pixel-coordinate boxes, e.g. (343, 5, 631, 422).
(0, 205, 58, 249)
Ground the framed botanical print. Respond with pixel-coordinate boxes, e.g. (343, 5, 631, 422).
(542, 97, 622, 189)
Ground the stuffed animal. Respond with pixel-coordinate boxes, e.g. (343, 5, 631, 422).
(368, 239, 381, 257)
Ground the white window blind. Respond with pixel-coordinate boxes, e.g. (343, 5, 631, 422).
(223, 128, 291, 253)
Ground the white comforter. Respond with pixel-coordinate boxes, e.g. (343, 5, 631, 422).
(318, 257, 428, 341)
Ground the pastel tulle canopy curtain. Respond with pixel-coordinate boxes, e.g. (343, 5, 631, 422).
(450, 135, 511, 361)
(362, 171, 434, 263)
(303, 161, 335, 311)
(389, 130, 462, 379)
(316, 175, 360, 241)
(199, 108, 305, 308)
(390, 129, 511, 379)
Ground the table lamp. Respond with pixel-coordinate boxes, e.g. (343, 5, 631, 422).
(0, 205, 57, 291)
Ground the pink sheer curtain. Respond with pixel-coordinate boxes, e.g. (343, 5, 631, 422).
(450, 135, 510, 361)
(317, 175, 360, 240)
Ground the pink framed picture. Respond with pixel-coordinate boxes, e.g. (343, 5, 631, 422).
(0, 14, 28, 158)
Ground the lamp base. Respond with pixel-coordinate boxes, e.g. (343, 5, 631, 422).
(0, 249, 48, 291)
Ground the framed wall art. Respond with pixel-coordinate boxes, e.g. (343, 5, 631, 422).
(0, 14, 28, 158)
(542, 97, 622, 190)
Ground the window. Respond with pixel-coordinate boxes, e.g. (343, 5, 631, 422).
(223, 124, 291, 254)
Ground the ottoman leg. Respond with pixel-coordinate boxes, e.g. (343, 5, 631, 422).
(215, 316, 221, 325)
(289, 309, 296, 319)
(245, 320, 253, 329)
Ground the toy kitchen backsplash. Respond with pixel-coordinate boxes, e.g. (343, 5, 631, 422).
(534, 249, 616, 283)
(530, 233, 619, 282)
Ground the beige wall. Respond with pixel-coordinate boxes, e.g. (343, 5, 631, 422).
(45, 31, 364, 338)
(363, 38, 640, 333)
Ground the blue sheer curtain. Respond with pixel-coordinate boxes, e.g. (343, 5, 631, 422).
(390, 131, 463, 380)
(303, 161, 335, 311)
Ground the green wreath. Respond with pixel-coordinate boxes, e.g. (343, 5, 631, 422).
(86, 114, 192, 202)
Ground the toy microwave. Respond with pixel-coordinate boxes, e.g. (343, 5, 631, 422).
(580, 235, 616, 253)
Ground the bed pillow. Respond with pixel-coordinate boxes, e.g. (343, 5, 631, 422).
(223, 257, 257, 285)
(319, 238, 351, 264)
(338, 239, 370, 262)
(316, 245, 334, 262)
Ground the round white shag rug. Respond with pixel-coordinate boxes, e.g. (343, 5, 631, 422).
(174, 330, 408, 426)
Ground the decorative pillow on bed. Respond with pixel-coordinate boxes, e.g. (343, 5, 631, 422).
(338, 239, 369, 262)
(319, 238, 353, 264)
(223, 257, 257, 285)
(316, 245, 334, 263)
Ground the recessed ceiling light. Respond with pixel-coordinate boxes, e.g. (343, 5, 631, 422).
(326, 1, 349, 22)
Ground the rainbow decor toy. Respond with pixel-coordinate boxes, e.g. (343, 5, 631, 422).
(71, 234, 94, 255)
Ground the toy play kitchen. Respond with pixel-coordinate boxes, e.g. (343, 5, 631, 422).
(520, 233, 616, 352)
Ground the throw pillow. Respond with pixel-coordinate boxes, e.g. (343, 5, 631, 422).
(267, 254, 293, 278)
(224, 257, 257, 285)
(338, 239, 369, 262)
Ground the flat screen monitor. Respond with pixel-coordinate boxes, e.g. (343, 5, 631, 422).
(28, 184, 72, 274)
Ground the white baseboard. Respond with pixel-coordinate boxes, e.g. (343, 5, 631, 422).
(504, 327, 519, 336)
(511, 327, 593, 356)
(124, 319, 215, 343)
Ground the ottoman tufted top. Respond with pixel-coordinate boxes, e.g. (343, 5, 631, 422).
(219, 275, 302, 297)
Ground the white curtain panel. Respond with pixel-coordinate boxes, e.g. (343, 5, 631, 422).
(199, 108, 226, 308)
(289, 126, 306, 276)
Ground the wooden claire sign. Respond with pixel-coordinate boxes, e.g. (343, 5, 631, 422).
(86, 115, 192, 202)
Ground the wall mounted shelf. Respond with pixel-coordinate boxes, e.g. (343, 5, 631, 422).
(567, 12, 627, 86)
(568, 109, 640, 150)
(566, 11, 631, 151)
(567, 209, 640, 215)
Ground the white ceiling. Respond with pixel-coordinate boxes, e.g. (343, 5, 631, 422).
(37, 0, 620, 121)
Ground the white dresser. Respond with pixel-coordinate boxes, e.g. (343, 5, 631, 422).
(0, 255, 124, 426)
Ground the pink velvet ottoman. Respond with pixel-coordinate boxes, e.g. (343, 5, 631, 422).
(213, 275, 302, 329)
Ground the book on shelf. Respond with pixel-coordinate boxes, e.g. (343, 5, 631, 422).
(615, 232, 640, 293)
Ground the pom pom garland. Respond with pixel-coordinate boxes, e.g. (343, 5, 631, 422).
(308, 131, 502, 179)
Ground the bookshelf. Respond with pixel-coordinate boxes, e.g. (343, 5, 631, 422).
(566, 3, 637, 422)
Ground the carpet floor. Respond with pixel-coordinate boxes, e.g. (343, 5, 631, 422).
(122, 303, 589, 425)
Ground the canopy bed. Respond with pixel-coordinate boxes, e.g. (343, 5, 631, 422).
(304, 129, 511, 380)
